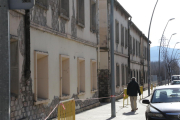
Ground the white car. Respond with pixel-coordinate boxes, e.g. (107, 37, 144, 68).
(171, 80, 180, 85)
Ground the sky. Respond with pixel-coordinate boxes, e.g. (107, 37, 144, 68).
(118, 0, 180, 49)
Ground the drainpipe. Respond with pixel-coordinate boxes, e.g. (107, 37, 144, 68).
(128, 17, 132, 83)
(25, 10, 31, 79)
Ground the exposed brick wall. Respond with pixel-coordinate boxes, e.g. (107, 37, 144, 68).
(98, 69, 111, 102)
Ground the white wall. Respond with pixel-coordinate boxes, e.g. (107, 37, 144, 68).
(30, 28, 97, 102)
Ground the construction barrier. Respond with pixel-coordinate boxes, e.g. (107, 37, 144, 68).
(140, 86, 143, 100)
(151, 84, 153, 94)
(123, 88, 128, 107)
(58, 99, 75, 120)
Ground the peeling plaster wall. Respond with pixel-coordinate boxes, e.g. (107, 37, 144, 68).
(9, 0, 100, 119)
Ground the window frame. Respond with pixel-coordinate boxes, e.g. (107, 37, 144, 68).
(116, 63, 120, 87)
(77, 57, 85, 95)
(59, 54, 70, 100)
(90, 0, 97, 32)
(59, 0, 70, 20)
(35, 0, 48, 10)
(77, 0, 85, 28)
(34, 51, 49, 105)
(115, 20, 119, 44)
(91, 60, 97, 92)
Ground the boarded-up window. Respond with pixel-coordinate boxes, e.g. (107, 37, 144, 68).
(59, 55, 70, 98)
(59, 0, 69, 19)
(35, 0, 48, 9)
(121, 24, 124, 46)
(122, 64, 125, 85)
(77, 0, 85, 27)
(77, 58, 85, 93)
(34, 51, 49, 104)
(115, 20, 119, 44)
(125, 28, 128, 48)
(91, 60, 97, 91)
(10, 41, 19, 95)
(116, 64, 120, 87)
(90, 0, 97, 32)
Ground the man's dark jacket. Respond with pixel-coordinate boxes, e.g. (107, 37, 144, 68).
(127, 80, 141, 96)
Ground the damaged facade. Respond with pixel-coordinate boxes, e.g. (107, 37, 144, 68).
(8, 0, 151, 119)
(98, 0, 150, 102)
(10, 0, 100, 119)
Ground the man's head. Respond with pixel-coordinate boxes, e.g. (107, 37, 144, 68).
(131, 77, 136, 81)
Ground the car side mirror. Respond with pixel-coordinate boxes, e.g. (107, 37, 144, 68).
(142, 99, 150, 104)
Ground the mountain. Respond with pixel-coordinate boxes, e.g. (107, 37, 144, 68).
(150, 46, 179, 62)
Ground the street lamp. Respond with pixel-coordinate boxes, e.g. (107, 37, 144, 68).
(147, 0, 158, 96)
(158, 18, 175, 85)
(164, 33, 177, 84)
(171, 42, 180, 61)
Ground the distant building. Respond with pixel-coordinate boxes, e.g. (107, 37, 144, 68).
(98, 0, 150, 101)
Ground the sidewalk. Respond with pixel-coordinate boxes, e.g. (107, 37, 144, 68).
(76, 89, 152, 120)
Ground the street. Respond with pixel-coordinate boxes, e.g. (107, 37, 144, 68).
(76, 88, 151, 120)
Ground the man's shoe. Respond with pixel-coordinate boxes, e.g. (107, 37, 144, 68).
(131, 110, 134, 112)
(136, 108, 138, 110)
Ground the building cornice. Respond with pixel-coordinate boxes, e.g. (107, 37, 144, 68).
(114, 51, 128, 58)
(30, 22, 97, 48)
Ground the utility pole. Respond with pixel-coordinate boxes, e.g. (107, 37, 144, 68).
(128, 18, 132, 84)
(0, 0, 10, 119)
(110, 0, 116, 117)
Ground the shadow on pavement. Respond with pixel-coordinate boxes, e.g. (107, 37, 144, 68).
(106, 116, 115, 120)
(123, 111, 138, 116)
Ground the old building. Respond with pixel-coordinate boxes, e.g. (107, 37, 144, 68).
(10, 0, 100, 119)
(98, 0, 150, 101)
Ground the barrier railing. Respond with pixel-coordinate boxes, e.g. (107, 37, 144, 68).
(58, 98, 75, 120)
(123, 88, 128, 107)
(140, 86, 143, 100)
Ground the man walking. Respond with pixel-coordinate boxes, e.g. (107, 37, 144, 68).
(127, 77, 141, 112)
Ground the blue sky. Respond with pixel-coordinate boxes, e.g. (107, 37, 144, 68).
(118, 0, 180, 49)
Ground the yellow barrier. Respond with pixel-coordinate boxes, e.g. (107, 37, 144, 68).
(58, 99, 75, 120)
(123, 88, 128, 107)
(140, 86, 143, 100)
(151, 84, 153, 94)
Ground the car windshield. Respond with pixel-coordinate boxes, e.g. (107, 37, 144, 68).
(172, 76, 180, 80)
(172, 81, 180, 84)
(151, 88, 180, 103)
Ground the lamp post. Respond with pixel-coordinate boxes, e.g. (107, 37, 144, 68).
(147, 0, 158, 96)
(171, 42, 180, 61)
(158, 18, 175, 85)
(164, 33, 176, 85)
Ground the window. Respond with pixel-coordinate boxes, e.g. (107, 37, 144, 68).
(59, 55, 70, 99)
(133, 38, 135, 55)
(10, 41, 19, 95)
(122, 64, 125, 86)
(130, 35, 132, 54)
(77, 58, 85, 95)
(77, 0, 85, 27)
(126, 66, 128, 84)
(121, 24, 124, 46)
(35, 0, 48, 9)
(137, 71, 138, 83)
(34, 51, 49, 105)
(115, 20, 119, 44)
(90, 0, 97, 32)
(59, 0, 69, 20)
(136, 40, 138, 56)
(125, 28, 128, 48)
(139, 42, 140, 57)
(91, 60, 97, 91)
(116, 64, 120, 87)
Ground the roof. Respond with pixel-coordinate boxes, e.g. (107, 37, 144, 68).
(114, 0, 131, 18)
(155, 85, 180, 90)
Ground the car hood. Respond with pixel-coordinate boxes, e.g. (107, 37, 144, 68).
(150, 103, 180, 113)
